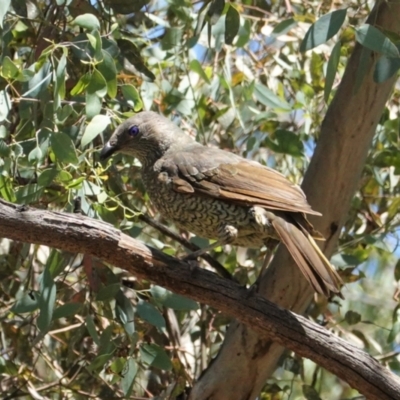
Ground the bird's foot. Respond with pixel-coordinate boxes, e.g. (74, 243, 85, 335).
(218, 224, 238, 243)
(185, 258, 201, 274)
(182, 239, 223, 260)
(245, 283, 259, 299)
(182, 225, 237, 261)
(249, 206, 271, 227)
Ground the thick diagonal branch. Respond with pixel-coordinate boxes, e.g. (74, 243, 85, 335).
(0, 199, 399, 399)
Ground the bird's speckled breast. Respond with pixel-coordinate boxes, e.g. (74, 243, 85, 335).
(141, 167, 274, 247)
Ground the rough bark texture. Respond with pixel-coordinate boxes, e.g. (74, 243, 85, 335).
(0, 199, 399, 399)
(189, 1, 400, 399)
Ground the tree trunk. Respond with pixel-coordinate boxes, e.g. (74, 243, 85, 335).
(189, 1, 400, 399)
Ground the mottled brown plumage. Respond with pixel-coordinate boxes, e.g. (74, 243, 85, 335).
(100, 111, 342, 297)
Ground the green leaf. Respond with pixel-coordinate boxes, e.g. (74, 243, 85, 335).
(97, 50, 117, 98)
(85, 70, 107, 119)
(98, 325, 115, 354)
(235, 19, 251, 48)
(37, 268, 57, 332)
(0, 0, 10, 28)
(0, 125, 7, 139)
(254, 83, 290, 111)
(28, 146, 43, 164)
(388, 320, 400, 344)
(0, 357, 18, 376)
(15, 184, 44, 204)
(96, 282, 121, 301)
(56, 170, 72, 183)
(0, 90, 11, 122)
(374, 149, 400, 168)
(272, 18, 297, 37)
(87, 353, 114, 373)
(87, 30, 103, 61)
(38, 169, 59, 187)
(265, 129, 304, 157)
(189, 60, 210, 84)
(11, 291, 40, 313)
(115, 290, 135, 336)
(344, 310, 362, 325)
(52, 303, 82, 320)
(208, 0, 225, 25)
(151, 286, 199, 311)
(121, 84, 143, 111)
(0, 175, 16, 202)
(12, 142, 23, 158)
(121, 358, 138, 396)
(70, 72, 91, 96)
(302, 384, 322, 400)
(51, 132, 79, 165)
(83, 180, 102, 196)
(374, 55, 400, 83)
(161, 27, 183, 51)
(300, 9, 347, 52)
(394, 259, 400, 281)
(16, 69, 35, 82)
(324, 41, 341, 102)
(110, 357, 125, 375)
(225, 5, 240, 45)
(137, 299, 165, 329)
(57, 104, 74, 123)
(22, 63, 52, 98)
(117, 39, 156, 82)
(87, 69, 107, 98)
(355, 24, 399, 58)
(56, 53, 67, 100)
(81, 114, 110, 147)
(72, 13, 100, 31)
(45, 249, 69, 278)
(0, 140, 10, 157)
(104, 0, 150, 14)
(86, 315, 100, 345)
(86, 93, 102, 119)
(2, 56, 19, 79)
(140, 343, 172, 371)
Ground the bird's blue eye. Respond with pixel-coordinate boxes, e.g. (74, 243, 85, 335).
(128, 125, 139, 137)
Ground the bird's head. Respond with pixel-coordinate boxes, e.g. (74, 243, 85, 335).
(100, 111, 193, 165)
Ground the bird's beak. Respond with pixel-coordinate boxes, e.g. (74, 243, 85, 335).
(100, 141, 118, 161)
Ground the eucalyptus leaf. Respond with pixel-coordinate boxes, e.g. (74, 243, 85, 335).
(51, 132, 79, 165)
(356, 24, 399, 58)
(81, 114, 110, 147)
(37, 268, 57, 332)
(225, 5, 240, 45)
(0, 0, 10, 28)
(324, 41, 341, 102)
(300, 9, 347, 52)
(72, 13, 100, 31)
(137, 299, 165, 328)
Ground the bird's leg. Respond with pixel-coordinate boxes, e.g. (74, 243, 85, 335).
(182, 224, 238, 260)
(259, 247, 274, 276)
(246, 240, 279, 297)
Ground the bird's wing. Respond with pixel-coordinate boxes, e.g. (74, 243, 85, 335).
(158, 146, 320, 216)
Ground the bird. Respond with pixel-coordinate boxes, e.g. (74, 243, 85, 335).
(100, 111, 342, 297)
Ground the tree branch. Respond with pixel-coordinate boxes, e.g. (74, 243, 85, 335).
(0, 199, 399, 400)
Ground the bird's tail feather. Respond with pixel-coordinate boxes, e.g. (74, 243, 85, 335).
(271, 217, 343, 297)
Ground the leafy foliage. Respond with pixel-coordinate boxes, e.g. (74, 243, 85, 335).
(0, 0, 400, 398)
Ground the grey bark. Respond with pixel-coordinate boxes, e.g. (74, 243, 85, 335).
(0, 199, 399, 399)
(190, 1, 400, 399)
